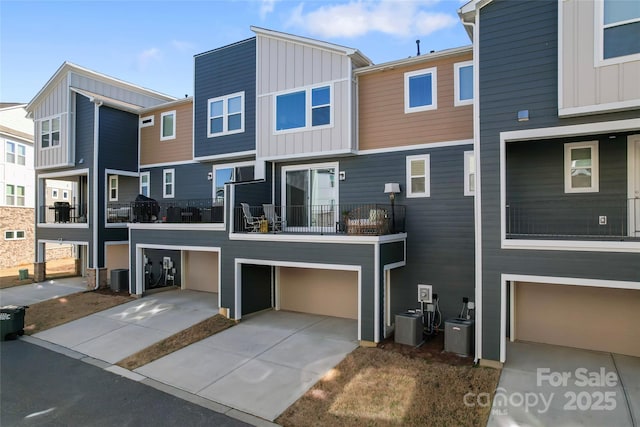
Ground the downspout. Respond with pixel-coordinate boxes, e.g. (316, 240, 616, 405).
(462, 13, 482, 365)
(92, 100, 103, 289)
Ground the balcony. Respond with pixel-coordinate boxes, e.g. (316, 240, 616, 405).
(233, 203, 406, 236)
(506, 198, 640, 241)
(40, 203, 88, 224)
(107, 198, 224, 224)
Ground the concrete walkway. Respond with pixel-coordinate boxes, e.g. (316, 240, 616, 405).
(0, 276, 87, 306)
(487, 341, 640, 427)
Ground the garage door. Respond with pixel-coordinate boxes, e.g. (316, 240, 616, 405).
(183, 251, 218, 293)
(279, 267, 358, 319)
(515, 282, 640, 357)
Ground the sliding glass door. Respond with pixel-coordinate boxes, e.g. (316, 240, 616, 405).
(283, 165, 337, 231)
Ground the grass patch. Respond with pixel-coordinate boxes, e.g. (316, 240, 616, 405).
(116, 315, 236, 370)
(24, 290, 134, 335)
(277, 347, 500, 427)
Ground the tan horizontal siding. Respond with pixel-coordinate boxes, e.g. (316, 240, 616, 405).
(358, 52, 473, 151)
(140, 101, 192, 165)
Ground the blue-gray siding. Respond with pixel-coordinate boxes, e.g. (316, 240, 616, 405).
(194, 38, 256, 158)
(479, 0, 640, 361)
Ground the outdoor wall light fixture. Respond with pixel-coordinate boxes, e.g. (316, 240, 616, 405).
(384, 183, 401, 234)
(517, 110, 529, 122)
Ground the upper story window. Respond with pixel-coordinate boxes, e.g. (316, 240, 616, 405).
(406, 154, 430, 198)
(454, 62, 473, 106)
(6, 184, 25, 206)
(208, 92, 245, 138)
(160, 111, 176, 141)
(275, 85, 332, 132)
(40, 117, 61, 148)
(109, 175, 118, 201)
(404, 68, 437, 113)
(464, 150, 475, 196)
(564, 141, 599, 193)
(140, 172, 150, 197)
(602, 0, 640, 60)
(52, 189, 59, 199)
(163, 168, 175, 198)
(5, 141, 26, 165)
(62, 190, 69, 199)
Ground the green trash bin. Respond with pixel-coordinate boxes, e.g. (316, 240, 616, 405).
(18, 269, 29, 280)
(0, 305, 27, 340)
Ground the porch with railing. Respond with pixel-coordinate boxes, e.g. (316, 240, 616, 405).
(233, 203, 406, 236)
(107, 198, 224, 224)
(506, 197, 640, 241)
(40, 203, 88, 224)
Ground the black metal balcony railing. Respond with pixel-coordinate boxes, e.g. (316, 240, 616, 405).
(234, 203, 406, 236)
(107, 198, 224, 224)
(506, 197, 640, 241)
(41, 203, 87, 224)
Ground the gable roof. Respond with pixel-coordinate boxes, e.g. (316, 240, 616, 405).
(26, 62, 176, 113)
(250, 26, 373, 68)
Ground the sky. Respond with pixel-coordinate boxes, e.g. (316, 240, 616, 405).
(0, 0, 471, 104)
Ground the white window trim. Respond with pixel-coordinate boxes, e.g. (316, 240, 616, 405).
(160, 110, 176, 141)
(464, 150, 475, 196)
(564, 141, 599, 193)
(5, 230, 25, 240)
(140, 115, 155, 128)
(207, 91, 245, 138)
(52, 188, 59, 199)
(595, 0, 640, 66)
(406, 154, 431, 198)
(39, 116, 61, 149)
(108, 175, 119, 201)
(404, 67, 438, 114)
(140, 171, 150, 196)
(454, 61, 474, 107)
(5, 141, 15, 163)
(62, 190, 68, 199)
(163, 168, 175, 198)
(273, 84, 334, 135)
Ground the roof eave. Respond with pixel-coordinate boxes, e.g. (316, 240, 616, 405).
(354, 45, 473, 76)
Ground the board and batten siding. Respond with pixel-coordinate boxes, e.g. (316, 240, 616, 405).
(140, 101, 193, 166)
(561, 0, 640, 113)
(478, 0, 640, 362)
(358, 52, 473, 151)
(256, 34, 354, 159)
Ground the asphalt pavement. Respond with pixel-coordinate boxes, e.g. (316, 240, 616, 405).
(0, 339, 250, 427)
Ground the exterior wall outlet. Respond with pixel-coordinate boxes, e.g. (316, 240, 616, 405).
(417, 284, 432, 303)
(598, 215, 607, 225)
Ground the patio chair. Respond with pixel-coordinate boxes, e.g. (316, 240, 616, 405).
(241, 203, 261, 232)
(263, 204, 283, 232)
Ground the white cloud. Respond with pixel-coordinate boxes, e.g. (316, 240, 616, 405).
(136, 47, 161, 71)
(260, 0, 278, 19)
(286, 0, 457, 39)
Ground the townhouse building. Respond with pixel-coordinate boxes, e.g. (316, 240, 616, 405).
(460, 0, 640, 364)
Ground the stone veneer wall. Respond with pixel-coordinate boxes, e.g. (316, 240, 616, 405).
(0, 207, 73, 269)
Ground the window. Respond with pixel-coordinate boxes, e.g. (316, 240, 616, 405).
(140, 115, 154, 127)
(40, 117, 60, 148)
(52, 189, 59, 199)
(213, 164, 255, 204)
(5, 230, 25, 240)
(207, 92, 245, 137)
(5, 141, 15, 163)
(464, 151, 475, 196)
(163, 169, 175, 198)
(564, 141, 599, 193)
(140, 172, 150, 197)
(5, 184, 25, 206)
(275, 85, 332, 132)
(404, 68, 437, 113)
(454, 61, 473, 106)
(17, 144, 26, 165)
(160, 111, 176, 141)
(109, 175, 118, 201)
(406, 155, 430, 198)
(62, 190, 68, 199)
(602, 0, 640, 60)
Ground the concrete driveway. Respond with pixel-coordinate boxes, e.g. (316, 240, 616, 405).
(134, 310, 359, 421)
(0, 277, 87, 306)
(33, 289, 219, 364)
(487, 341, 640, 427)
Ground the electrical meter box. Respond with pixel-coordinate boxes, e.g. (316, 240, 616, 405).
(444, 318, 475, 356)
